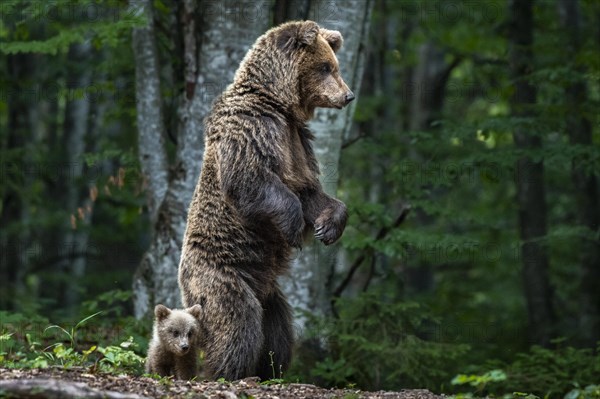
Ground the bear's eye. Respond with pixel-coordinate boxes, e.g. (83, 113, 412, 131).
(173, 330, 180, 337)
(320, 62, 332, 74)
(187, 331, 193, 338)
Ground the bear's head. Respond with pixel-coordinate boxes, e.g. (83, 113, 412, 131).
(276, 21, 354, 114)
(154, 304, 202, 356)
(275, 21, 354, 114)
(234, 21, 354, 121)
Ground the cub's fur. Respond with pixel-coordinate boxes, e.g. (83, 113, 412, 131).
(145, 304, 202, 380)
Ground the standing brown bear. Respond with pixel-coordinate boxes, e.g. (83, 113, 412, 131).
(178, 20, 353, 381)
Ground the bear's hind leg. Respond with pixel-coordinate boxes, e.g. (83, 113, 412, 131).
(202, 270, 264, 381)
(256, 284, 293, 381)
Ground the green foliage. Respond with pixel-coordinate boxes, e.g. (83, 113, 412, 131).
(451, 369, 507, 392)
(0, 305, 147, 375)
(82, 289, 133, 318)
(0, 290, 150, 372)
(495, 343, 600, 397)
(565, 385, 600, 399)
(309, 291, 469, 391)
(1, 0, 144, 55)
(96, 336, 144, 373)
(334, 0, 600, 395)
(453, 342, 600, 397)
(44, 311, 102, 348)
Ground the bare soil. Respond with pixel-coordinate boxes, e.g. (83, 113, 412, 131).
(0, 368, 443, 399)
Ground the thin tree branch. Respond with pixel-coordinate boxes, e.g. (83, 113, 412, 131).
(332, 204, 411, 300)
(341, 130, 367, 149)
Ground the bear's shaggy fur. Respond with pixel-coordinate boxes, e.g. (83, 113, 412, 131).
(178, 20, 353, 381)
(145, 304, 203, 380)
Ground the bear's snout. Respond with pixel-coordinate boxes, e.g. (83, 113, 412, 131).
(344, 91, 355, 105)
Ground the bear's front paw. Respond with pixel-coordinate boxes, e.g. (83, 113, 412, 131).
(314, 201, 347, 245)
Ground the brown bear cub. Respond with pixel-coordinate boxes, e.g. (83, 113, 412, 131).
(145, 304, 202, 380)
(178, 20, 353, 381)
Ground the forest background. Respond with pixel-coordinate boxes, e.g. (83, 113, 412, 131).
(1, 0, 599, 397)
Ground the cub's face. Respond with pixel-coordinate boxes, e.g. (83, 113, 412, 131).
(299, 30, 354, 110)
(154, 304, 202, 356)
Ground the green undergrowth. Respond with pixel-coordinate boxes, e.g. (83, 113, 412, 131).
(1, 289, 599, 398)
(0, 310, 145, 374)
(0, 290, 150, 374)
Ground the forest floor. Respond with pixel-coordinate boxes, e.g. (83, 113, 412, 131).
(0, 368, 443, 399)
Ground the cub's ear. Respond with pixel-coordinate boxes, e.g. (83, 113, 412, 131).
(320, 29, 343, 53)
(186, 304, 202, 320)
(154, 304, 171, 321)
(277, 21, 320, 52)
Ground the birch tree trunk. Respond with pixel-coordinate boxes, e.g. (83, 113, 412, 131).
(131, 0, 171, 317)
(280, 0, 374, 334)
(508, 0, 556, 346)
(132, 0, 270, 318)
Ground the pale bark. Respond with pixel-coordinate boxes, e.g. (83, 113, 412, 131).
(131, 0, 169, 224)
(131, 0, 169, 317)
(132, 0, 270, 318)
(281, 0, 374, 333)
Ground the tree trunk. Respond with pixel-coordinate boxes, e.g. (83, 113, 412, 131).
(131, 0, 169, 225)
(59, 42, 93, 313)
(508, 0, 556, 346)
(0, 53, 34, 311)
(404, 42, 459, 295)
(557, 0, 600, 346)
(132, 0, 270, 318)
(131, 0, 171, 317)
(280, 0, 374, 333)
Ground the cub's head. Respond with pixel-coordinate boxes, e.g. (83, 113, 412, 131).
(276, 21, 354, 114)
(154, 304, 202, 356)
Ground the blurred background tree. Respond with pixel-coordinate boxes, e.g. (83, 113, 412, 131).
(1, 0, 599, 396)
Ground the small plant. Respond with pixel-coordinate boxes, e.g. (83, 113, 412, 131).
(565, 385, 600, 399)
(0, 309, 146, 374)
(512, 392, 540, 399)
(259, 351, 285, 385)
(146, 373, 175, 387)
(451, 369, 507, 391)
(0, 333, 14, 362)
(44, 311, 102, 349)
(97, 336, 144, 373)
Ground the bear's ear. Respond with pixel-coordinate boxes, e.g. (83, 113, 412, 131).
(154, 304, 171, 321)
(277, 21, 320, 52)
(320, 29, 343, 53)
(298, 21, 320, 46)
(186, 304, 202, 320)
